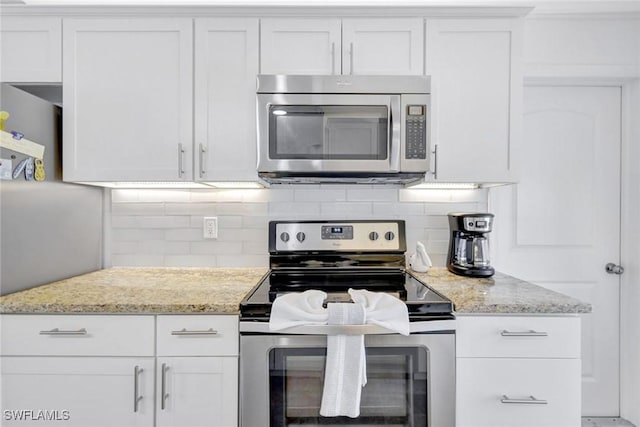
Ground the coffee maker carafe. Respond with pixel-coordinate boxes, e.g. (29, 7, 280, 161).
(447, 213, 495, 278)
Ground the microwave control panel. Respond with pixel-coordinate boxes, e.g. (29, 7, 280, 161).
(405, 105, 427, 160)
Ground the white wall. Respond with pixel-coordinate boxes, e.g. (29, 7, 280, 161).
(107, 186, 488, 268)
(620, 80, 640, 426)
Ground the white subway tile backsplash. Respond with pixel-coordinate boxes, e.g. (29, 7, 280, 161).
(109, 187, 489, 268)
(111, 203, 165, 216)
(320, 202, 372, 216)
(164, 228, 204, 241)
(164, 255, 218, 267)
(138, 189, 191, 203)
(373, 202, 425, 216)
(346, 188, 398, 202)
(190, 241, 243, 255)
(270, 202, 320, 215)
(112, 228, 166, 241)
(294, 188, 346, 202)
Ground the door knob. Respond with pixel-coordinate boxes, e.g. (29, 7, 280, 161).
(605, 263, 624, 275)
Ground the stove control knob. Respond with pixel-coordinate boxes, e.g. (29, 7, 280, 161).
(280, 232, 290, 242)
(385, 231, 395, 241)
(369, 231, 379, 241)
(296, 232, 306, 243)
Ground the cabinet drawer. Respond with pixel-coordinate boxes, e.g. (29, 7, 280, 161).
(456, 358, 581, 427)
(0, 315, 154, 356)
(157, 315, 238, 356)
(456, 315, 580, 358)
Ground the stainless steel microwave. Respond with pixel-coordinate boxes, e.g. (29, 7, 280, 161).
(256, 75, 431, 184)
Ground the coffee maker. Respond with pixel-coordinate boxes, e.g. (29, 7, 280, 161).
(447, 213, 495, 278)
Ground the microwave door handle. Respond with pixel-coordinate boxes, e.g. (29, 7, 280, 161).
(389, 95, 401, 172)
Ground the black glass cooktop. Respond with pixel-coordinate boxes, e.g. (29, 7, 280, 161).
(240, 268, 454, 321)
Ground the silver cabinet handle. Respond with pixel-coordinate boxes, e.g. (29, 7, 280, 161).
(349, 42, 354, 75)
(199, 143, 207, 178)
(501, 395, 548, 405)
(177, 143, 185, 178)
(605, 263, 624, 275)
(171, 328, 218, 336)
(330, 42, 336, 75)
(432, 144, 438, 180)
(133, 366, 144, 413)
(39, 328, 87, 336)
(161, 363, 169, 410)
(501, 330, 548, 337)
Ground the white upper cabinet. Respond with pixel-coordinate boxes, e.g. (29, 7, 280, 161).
(260, 18, 424, 75)
(260, 18, 341, 75)
(194, 18, 259, 183)
(426, 19, 522, 183)
(63, 19, 193, 182)
(0, 17, 62, 82)
(342, 18, 424, 75)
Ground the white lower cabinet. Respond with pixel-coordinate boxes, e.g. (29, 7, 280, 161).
(156, 357, 238, 427)
(457, 358, 581, 427)
(0, 314, 239, 427)
(1, 357, 155, 426)
(156, 315, 239, 427)
(456, 315, 582, 427)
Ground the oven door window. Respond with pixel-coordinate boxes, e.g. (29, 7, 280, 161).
(269, 347, 427, 426)
(268, 105, 389, 160)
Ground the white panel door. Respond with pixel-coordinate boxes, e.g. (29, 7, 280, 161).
(63, 19, 193, 182)
(156, 357, 238, 427)
(1, 357, 155, 426)
(489, 85, 622, 416)
(0, 17, 62, 82)
(260, 18, 341, 75)
(425, 19, 522, 183)
(194, 18, 259, 182)
(342, 18, 424, 75)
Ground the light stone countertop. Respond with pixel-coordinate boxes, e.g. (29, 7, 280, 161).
(0, 267, 268, 314)
(0, 266, 591, 315)
(411, 268, 592, 314)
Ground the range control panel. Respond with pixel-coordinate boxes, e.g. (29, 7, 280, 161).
(271, 220, 405, 252)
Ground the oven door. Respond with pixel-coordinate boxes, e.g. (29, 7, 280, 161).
(257, 94, 401, 174)
(240, 332, 454, 427)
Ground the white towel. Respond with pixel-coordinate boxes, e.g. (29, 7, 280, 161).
(319, 302, 367, 418)
(348, 288, 410, 336)
(268, 290, 328, 331)
(268, 289, 410, 418)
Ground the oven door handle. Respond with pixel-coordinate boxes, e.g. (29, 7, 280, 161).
(240, 320, 456, 335)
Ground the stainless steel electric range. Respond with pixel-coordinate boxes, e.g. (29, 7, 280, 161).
(239, 220, 455, 427)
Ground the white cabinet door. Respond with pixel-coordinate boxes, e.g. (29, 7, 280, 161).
(0, 17, 62, 82)
(194, 18, 259, 183)
(426, 19, 522, 183)
(63, 19, 193, 182)
(156, 357, 238, 427)
(1, 357, 155, 427)
(260, 18, 342, 75)
(457, 358, 581, 427)
(342, 18, 424, 75)
(0, 16, 62, 83)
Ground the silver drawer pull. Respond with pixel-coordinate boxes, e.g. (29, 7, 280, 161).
(171, 328, 218, 336)
(501, 330, 548, 337)
(39, 328, 88, 336)
(134, 366, 144, 412)
(501, 395, 548, 405)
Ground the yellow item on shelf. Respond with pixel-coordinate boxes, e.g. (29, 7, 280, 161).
(0, 111, 9, 131)
(34, 159, 45, 181)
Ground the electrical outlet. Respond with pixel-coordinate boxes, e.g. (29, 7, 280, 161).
(203, 217, 218, 239)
